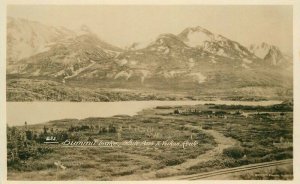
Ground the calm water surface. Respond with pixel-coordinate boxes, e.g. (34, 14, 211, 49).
(7, 100, 282, 125)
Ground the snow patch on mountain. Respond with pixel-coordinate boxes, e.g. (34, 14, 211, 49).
(114, 71, 133, 80)
(156, 46, 170, 54)
(189, 58, 195, 62)
(241, 63, 250, 69)
(102, 48, 122, 57)
(243, 58, 253, 64)
(178, 26, 254, 60)
(169, 70, 185, 77)
(117, 59, 128, 66)
(209, 59, 217, 64)
(139, 70, 151, 83)
(163, 48, 170, 54)
(64, 60, 96, 80)
(188, 72, 206, 84)
(188, 58, 195, 68)
(32, 69, 41, 76)
(249, 43, 271, 59)
(162, 70, 185, 78)
(249, 42, 289, 65)
(216, 48, 227, 57)
(129, 60, 138, 65)
(127, 39, 155, 50)
(184, 28, 213, 47)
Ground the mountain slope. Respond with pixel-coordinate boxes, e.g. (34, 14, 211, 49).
(6, 18, 293, 100)
(7, 18, 123, 79)
(248, 42, 290, 65)
(7, 17, 76, 64)
(177, 26, 256, 60)
(8, 33, 123, 79)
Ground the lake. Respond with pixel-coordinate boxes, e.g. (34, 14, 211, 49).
(7, 100, 282, 126)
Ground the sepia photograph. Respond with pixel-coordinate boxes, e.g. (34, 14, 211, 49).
(4, 3, 295, 181)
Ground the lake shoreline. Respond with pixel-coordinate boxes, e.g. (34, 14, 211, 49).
(7, 100, 283, 126)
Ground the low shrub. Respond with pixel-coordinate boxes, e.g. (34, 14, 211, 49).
(223, 146, 245, 159)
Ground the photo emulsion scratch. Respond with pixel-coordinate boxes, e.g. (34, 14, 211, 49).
(5, 4, 293, 181)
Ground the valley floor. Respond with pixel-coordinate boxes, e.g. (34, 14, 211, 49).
(6, 78, 290, 102)
(7, 102, 293, 180)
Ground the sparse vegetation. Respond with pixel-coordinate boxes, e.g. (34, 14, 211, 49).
(223, 146, 245, 159)
(7, 78, 291, 102)
(7, 103, 293, 180)
(239, 165, 293, 180)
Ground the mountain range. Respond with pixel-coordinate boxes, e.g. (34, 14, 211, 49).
(6, 17, 293, 100)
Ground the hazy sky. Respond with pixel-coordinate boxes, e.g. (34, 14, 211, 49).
(8, 5, 292, 53)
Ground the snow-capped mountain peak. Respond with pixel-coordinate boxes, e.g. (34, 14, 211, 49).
(178, 26, 215, 47)
(248, 42, 288, 65)
(177, 26, 254, 59)
(6, 18, 292, 97)
(7, 17, 76, 63)
(249, 42, 276, 59)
